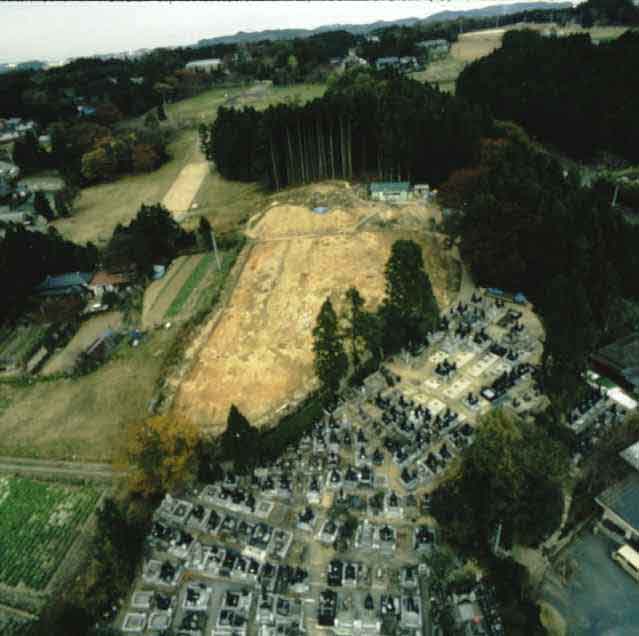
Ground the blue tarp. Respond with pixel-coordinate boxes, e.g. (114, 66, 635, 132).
(312, 207, 330, 215)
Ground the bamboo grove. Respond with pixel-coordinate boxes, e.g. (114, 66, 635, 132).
(199, 69, 492, 190)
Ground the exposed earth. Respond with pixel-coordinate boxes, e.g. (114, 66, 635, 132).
(173, 183, 459, 431)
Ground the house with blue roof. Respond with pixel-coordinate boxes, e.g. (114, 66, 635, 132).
(34, 271, 93, 297)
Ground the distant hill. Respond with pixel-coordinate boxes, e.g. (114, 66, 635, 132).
(195, 2, 572, 46)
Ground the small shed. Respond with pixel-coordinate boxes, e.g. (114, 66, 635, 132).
(369, 182, 411, 203)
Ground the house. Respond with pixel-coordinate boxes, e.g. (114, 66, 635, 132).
(417, 39, 451, 58)
(369, 181, 411, 203)
(399, 56, 419, 70)
(89, 271, 133, 297)
(186, 58, 223, 71)
(375, 56, 400, 70)
(591, 333, 639, 396)
(77, 105, 96, 117)
(34, 271, 92, 297)
(0, 160, 20, 182)
(596, 469, 639, 543)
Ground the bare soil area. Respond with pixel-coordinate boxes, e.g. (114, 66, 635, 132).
(162, 163, 209, 219)
(42, 311, 123, 375)
(174, 189, 456, 431)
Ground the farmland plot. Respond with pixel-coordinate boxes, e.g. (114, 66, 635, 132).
(0, 476, 101, 591)
(0, 611, 34, 635)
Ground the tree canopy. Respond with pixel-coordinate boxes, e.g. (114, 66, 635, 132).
(201, 68, 491, 190)
(125, 415, 201, 497)
(431, 410, 569, 549)
(457, 29, 639, 162)
(313, 297, 349, 399)
(380, 239, 439, 354)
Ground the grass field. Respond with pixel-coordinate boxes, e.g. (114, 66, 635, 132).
(0, 327, 178, 460)
(52, 128, 198, 246)
(0, 476, 101, 591)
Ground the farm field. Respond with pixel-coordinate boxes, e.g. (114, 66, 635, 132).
(0, 476, 101, 591)
(0, 323, 49, 371)
(0, 611, 34, 636)
(142, 255, 203, 327)
(174, 184, 458, 431)
(0, 327, 178, 460)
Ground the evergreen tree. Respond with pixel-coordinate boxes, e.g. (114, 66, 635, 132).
(342, 287, 381, 371)
(221, 405, 258, 468)
(197, 216, 214, 251)
(381, 240, 439, 353)
(33, 190, 54, 221)
(157, 102, 167, 121)
(313, 298, 348, 399)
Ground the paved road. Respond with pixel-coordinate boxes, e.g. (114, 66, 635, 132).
(0, 456, 117, 481)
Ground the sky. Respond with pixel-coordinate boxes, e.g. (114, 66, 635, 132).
(0, 0, 575, 64)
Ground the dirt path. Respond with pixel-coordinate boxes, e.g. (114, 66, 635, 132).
(162, 134, 208, 221)
(0, 456, 116, 481)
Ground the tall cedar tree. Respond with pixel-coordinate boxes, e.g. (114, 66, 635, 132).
(343, 287, 381, 371)
(381, 240, 439, 354)
(221, 404, 258, 468)
(313, 298, 348, 399)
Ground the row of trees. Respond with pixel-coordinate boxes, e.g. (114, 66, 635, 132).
(457, 29, 639, 162)
(201, 68, 491, 189)
(11, 120, 169, 186)
(313, 240, 440, 399)
(103, 203, 193, 274)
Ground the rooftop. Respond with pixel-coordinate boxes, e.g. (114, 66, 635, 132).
(370, 181, 410, 193)
(596, 471, 639, 531)
(593, 333, 639, 377)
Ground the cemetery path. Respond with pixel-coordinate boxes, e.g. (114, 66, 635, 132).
(0, 456, 117, 481)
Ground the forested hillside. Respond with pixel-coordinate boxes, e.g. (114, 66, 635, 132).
(450, 131, 639, 405)
(457, 29, 639, 161)
(200, 69, 492, 189)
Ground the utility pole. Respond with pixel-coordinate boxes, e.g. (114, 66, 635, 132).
(611, 183, 620, 207)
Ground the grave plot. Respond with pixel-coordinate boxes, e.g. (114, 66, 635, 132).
(0, 476, 101, 591)
(444, 378, 471, 400)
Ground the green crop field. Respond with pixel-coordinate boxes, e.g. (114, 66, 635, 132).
(0, 476, 101, 591)
(0, 611, 35, 636)
(165, 253, 215, 319)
